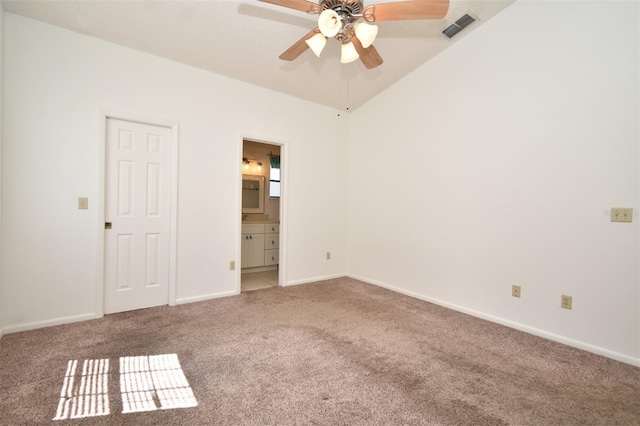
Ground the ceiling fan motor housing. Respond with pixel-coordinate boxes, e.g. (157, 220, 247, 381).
(321, 0, 362, 15)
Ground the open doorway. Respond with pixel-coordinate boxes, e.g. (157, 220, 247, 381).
(241, 139, 282, 292)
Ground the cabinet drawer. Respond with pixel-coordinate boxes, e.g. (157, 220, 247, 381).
(265, 223, 279, 233)
(242, 223, 264, 234)
(264, 249, 279, 266)
(264, 233, 279, 249)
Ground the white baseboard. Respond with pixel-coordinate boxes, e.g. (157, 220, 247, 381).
(348, 273, 640, 368)
(1, 290, 240, 335)
(1, 313, 102, 335)
(284, 273, 347, 287)
(175, 289, 239, 304)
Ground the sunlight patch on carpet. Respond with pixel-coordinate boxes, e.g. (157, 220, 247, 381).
(53, 354, 196, 420)
(120, 354, 197, 413)
(53, 358, 110, 420)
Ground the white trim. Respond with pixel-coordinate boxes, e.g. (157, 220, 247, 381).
(349, 273, 640, 367)
(0, 5, 4, 344)
(278, 142, 288, 288)
(236, 136, 243, 293)
(2, 313, 101, 335)
(285, 273, 347, 287)
(97, 109, 179, 316)
(95, 113, 106, 318)
(168, 121, 180, 306)
(175, 290, 239, 305)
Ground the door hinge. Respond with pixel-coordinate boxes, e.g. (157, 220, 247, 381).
(105, 222, 112, 230)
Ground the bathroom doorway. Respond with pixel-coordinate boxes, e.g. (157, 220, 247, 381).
(241, 139, 282, 292)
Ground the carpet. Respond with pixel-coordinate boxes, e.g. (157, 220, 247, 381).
(1, 277, 639, 424)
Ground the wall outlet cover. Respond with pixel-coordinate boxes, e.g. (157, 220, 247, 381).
(78, 197, 89, 210)
(561, 294, 572, 310)
(611, 207, 633, 223)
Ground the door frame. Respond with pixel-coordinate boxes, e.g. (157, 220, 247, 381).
(95, 109, 179, 317)
(237, 134, 288, 291)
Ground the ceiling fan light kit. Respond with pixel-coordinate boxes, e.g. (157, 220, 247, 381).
(354, 22, 378, 48)
(340, 41, 359, 63)
(260, 0, 450, 69)
(305, 32, 327, 57)
(318, 8, 342, 37)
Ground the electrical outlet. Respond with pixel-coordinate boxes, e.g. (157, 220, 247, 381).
(561, 294, 572, 310)
(512, 285, 521, 298)
(326, 251, 331, 260)
(78, 197, 88, 210)
(611, 207, 633, 223)
(229, 261, 236, 271)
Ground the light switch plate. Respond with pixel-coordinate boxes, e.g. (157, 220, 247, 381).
(78, 197, 88, 210)
(611, 207, 632, 222)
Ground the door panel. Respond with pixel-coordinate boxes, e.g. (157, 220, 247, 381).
(104, 118, 171, 314)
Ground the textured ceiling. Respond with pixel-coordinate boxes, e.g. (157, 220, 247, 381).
(2, 0, 514, 110)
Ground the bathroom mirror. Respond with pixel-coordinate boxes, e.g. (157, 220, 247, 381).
(242, 175, 264, 213)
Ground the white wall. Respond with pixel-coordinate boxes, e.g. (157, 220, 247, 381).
(1, 13, 348, 332)
(348, 0, 640, 364)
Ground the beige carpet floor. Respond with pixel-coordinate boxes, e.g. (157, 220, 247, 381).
(1, 277, 639, 425)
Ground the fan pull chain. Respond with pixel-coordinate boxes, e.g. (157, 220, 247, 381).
(346, 79, 350, 112)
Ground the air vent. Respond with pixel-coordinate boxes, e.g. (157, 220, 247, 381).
(455, 14, 475, 29)
(442, 24, 462, 39)
(442, 13, 476, 39)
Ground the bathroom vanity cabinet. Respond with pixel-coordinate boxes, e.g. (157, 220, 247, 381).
(241, 222, 279, 269)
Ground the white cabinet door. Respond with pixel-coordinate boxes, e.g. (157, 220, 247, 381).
(241, 234, 265, 268)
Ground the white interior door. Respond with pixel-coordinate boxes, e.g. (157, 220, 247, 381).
(104, 118, 171, 314)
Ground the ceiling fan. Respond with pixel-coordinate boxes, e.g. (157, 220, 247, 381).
(259, 0, 450, 69)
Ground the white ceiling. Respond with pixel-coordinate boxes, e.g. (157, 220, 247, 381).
(2, 0, 514, 110)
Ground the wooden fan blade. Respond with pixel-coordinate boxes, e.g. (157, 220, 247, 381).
(279, 28, 319, 61)
(366, 0, 449, 21)
(352, 36, 384, 69)
(258, 0, 321, 14)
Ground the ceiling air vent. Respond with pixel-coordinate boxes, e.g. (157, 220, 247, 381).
(442, 13, 476, 39)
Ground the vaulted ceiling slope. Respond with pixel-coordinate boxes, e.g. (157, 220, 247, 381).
(3, 0, 514, 110)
